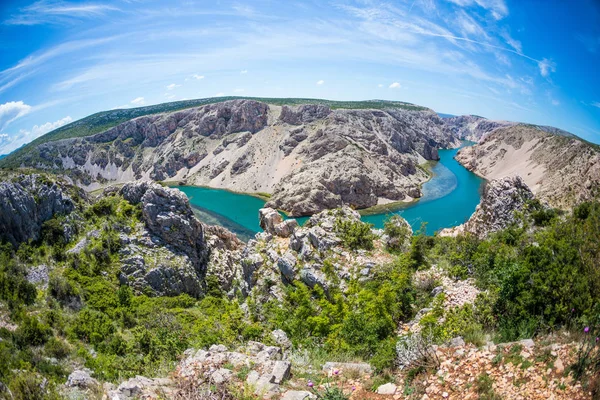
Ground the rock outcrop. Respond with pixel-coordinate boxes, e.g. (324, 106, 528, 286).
(444, 115, 514, 142)
(439, 176, 534, 238)
(9, 99, 460, 216)
(107, 182, 216, 297)
(0, 174, 84, 246)
(455, 125, 600, 209)
(238, 206, 398, 302)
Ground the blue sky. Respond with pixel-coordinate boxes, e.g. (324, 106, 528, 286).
(0, 0, 599, 154)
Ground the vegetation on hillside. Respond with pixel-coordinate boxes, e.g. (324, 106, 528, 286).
(0, 186, 599, 398)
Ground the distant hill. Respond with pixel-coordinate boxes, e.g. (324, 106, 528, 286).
(0, 97, 426, 168)
(437, 113, 456, 119)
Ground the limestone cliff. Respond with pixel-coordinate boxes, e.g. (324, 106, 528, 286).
(8, 99, 459, 216)
(455, 125, 600, 209)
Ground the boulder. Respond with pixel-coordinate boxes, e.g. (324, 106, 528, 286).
(271, 329, 292, 349)
(376, 383, 397, 395)
(65, 370, 98, 389)
(270, 361, 291, 384)
(259, 207, 286, 235)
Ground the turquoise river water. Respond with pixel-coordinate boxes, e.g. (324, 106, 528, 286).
(174, 144, 484, 241)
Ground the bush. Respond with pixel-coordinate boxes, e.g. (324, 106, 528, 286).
(335, 219, 377, 250)
(15, 316, 52, 348)
(8, 371, 46, 400)
(384, 215, 411, 253)
(44, 337, 71, 359)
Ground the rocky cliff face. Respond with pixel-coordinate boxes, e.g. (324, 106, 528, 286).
(12, 99, 459, 216)
(439, 176, 534, 238)
(445, 115, 515, 142)
(455, 125, 600, 209)
(0, 174, 85, 246)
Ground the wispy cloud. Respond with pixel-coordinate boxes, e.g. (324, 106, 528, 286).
(5, 0, 119, 25)
(130, 97, 145, 105)
(444, 0, 508, 20)
(0, 101, 32, 130)
(0, 115, 72, 154)
(389, 82, 401, 89)
(591, 102, 600, 109)
(240, 70, 248, 74)
(316, 80, 324, 85)
(191, 74, 205, 80)
(538, 58, 556, 77)
(166, 83, 181, 90)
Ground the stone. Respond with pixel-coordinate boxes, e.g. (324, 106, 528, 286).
(271, 329, 292, 349)
(519, 339, 535, 349)
(322, 362, 372, 375)
(65, 370, 98, 389)
(376, 383, 397, 395)
(254, 375, 279, 398)
(211, 368, 233, 384)
(274, 219, 299, 238)
(431, 286, 444, 297)
(555, 357, 565, 374)
(259, 208, 283, 234)
(270, 361, 291, 384)
(281, 390, 315, 400)
(449, 336, 466, 347)
(277, 251, 297, 282)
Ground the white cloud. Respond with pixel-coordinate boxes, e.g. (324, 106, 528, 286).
(538, 58, 556, 77)
(501, 32, 522, 53)
(389, 82, 401, 89)
(316, 80, 325, 85)
(0, 116, 72, 155)
(0, 101, 32, 130)
(240, 70, 248, 74)
(378, 84, 383, 88)
(551, 99, 560, 106)
(130, 97, 145, 105)
(5, 1, 120, 25)
(192, 74, 205, 80)
(166, 83, 181, 90)
(591, 102, 600, 109)
(445, 0, 508, 20)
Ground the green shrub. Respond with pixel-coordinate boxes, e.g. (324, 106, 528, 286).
(69, 308, 115, 345)
(0, 244, 37, 310)
(335, 219, 376, 250)
(8, 371, 46, 400)
(44, 337, 71, 359)
(15, 316, 52, 348)
(383, 215, 411, 253)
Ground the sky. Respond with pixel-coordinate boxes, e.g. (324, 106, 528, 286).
(0, 0, 599, 155)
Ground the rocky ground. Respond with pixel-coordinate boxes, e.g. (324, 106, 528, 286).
(60, 325, 590, 399)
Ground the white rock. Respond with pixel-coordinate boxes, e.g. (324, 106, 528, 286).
(376, 382, 397, 395)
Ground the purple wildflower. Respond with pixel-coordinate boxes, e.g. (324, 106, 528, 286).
(352, 386, 356, 391)
(584, 326, 590, 333)
(333, 369, 339, 375)
(307, 380, 314, 388)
